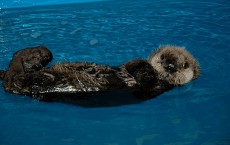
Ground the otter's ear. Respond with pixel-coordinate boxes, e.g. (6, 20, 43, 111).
(147, 46, 167, 66)
(192, 61, 200, 80)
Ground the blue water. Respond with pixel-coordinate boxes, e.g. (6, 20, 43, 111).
(0, 0, 106, 8)
(1, 0, 230, 144)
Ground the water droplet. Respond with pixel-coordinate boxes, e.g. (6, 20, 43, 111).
(89, 39, 99, 45)
(31, 32, 41, 38)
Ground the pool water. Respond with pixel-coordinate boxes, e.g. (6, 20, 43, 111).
(0, 0, 230, 144)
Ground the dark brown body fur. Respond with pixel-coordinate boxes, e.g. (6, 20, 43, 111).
(0, 46, 199, 107)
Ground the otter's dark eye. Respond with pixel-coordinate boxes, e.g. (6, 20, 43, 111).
(184, 62, 189, 69)
(160, 55, 165, 60)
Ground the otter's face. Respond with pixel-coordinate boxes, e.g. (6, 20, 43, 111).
(148, 46, 199, 85)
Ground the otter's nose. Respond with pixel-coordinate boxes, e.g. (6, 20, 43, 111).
(166, 64, 177, 72)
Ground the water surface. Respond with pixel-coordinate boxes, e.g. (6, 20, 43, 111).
(0, 0, 230, 145)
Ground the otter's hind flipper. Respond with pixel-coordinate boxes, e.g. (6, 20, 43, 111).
(3, 46, 53, 94)
(15, 45, 53, 73)
(5, 45, 52, 76)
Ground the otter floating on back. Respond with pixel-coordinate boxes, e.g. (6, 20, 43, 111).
(0, 45, 199, 107)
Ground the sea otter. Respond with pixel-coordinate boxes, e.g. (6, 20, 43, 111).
(0, 45, 199, 107)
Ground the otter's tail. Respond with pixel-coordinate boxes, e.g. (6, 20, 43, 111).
(0, 70, 5, 80)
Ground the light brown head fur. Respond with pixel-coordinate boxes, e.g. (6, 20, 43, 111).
(148, 45, 199, 85)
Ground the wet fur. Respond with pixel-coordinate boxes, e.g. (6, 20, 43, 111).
(148, 45, 199, 85)
(0, 45, 199, 107)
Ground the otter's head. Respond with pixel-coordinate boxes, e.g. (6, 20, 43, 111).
(148, 45, 199, 85)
